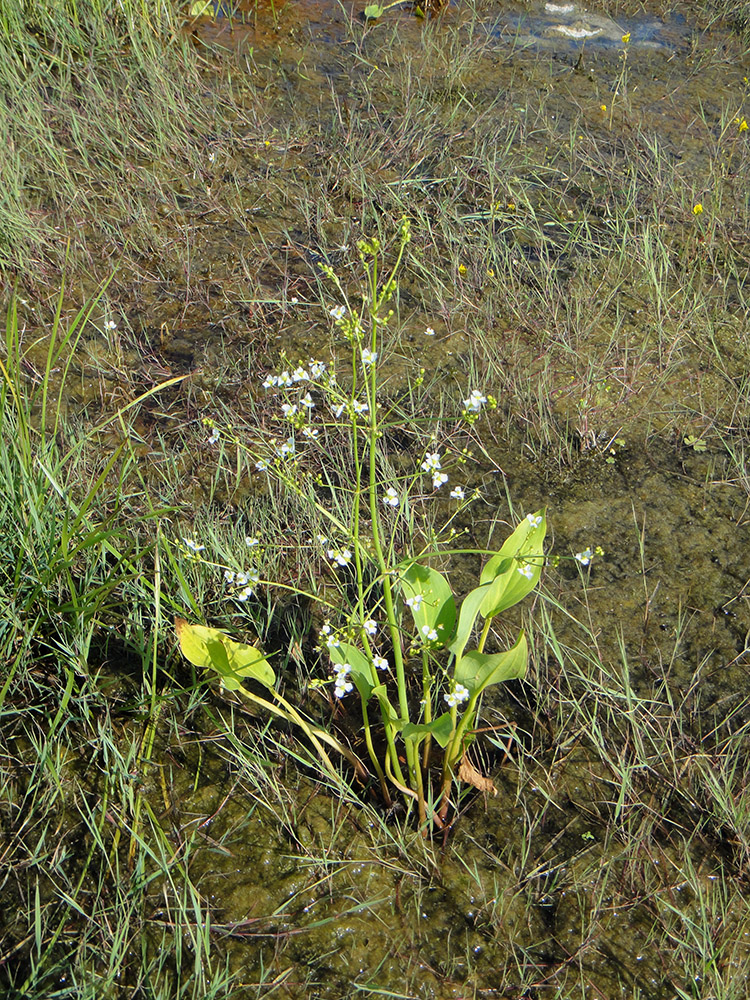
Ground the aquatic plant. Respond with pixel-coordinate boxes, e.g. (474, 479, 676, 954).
(176, 220, 546, 829)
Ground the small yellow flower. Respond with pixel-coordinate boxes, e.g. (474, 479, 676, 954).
(693, 203, 704, 215)
(600, 104, 607, 111)
(739, 118, 748, 132)
(487, 269, 495, 278)
(507, 201, 516, 211)
(621, 32, 630, 44)
(458, 264, 467, 275)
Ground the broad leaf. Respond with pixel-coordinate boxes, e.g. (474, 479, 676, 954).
(479, 511, 546, 617)
(453, 631, 528, 696)
(175, 618, 275, 690)
(400, 712, 455, 749)
(399, 562, 456, 647)
(447, 582, 491, 661)
(364, 3, 384, 16)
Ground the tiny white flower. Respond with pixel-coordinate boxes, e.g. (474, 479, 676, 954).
(183, 538, 205, 553)
(382, 487, 399, 507)
(517, 563, 534, 580)
(321, 622, 332, 635)
(424, 327, 435, 336)
(334, 679, 354, 698)
(245, 536, 259, 548)
(309, 360, 327, 378)
(325, 635, 341, 649)
(328, 548, 352, 567)
(104, 319, 117, 331)
(363, 619, 377, 636)
(255, 458, 269, 471)
(277, 437, 295, 456)
(405, 594, 424, 611)
(302, 426, 319, 439)
(450, 486, 465, 500)
(352, 400, 368, 415)
(444, 683, 470, 708)
(332, 402, 346, 418)
(421, 624, 438, 642)
(237, 586, 254, 601)
(300, 392, 315, 409)
(292, 367, 309, 382)
(373, 655, 389, 671)
(463, 389, 487, 412)
(526, 514, 543, 528)
(208, 427, 220, 444)
(361, 348, 378, 366)
(290, 296, 299, 305)
(576, 548, 594, 567)
(281, 403, 298, 418)
(333, 662, 352, 678)
(330, 305, 347, 321)
(224, 569, 236, 583)
(277, 370, 293, 387)
(432, 472, 448, 489)
(421, 452, 442, 473)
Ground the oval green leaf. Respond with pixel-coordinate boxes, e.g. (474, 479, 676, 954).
(399, 562, 456, 647)
(453, 631, 528, 697)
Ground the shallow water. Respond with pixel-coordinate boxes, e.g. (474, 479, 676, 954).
(4, 0, 750, 995)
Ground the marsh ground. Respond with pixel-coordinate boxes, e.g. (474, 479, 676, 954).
(1, 0, 749, 996)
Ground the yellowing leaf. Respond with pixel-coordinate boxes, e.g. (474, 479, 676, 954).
(175, 618, 275, 690)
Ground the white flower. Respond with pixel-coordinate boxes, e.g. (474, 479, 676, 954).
(333, 662, 353, 698)
(405, 594, 423, 611)
(450, 486, 465, 500)
(208, 427, 220, 444)
(363, 619, 377, 636)
(290, 296, 299, 305)
(183, 538, 205, 553)
(382, 487, 399, 507)
(332, 402, 346, 418)
(302, 426, 319, 439)
(309, 360, 327, 378)
(576, 548, 594, 567)
(421, 452, 442, 473)
(292, 367, 309, 382)
(276, 370, 293, 387)
(526, 514, 543, 528)
(424, 327, 435, 336)
(237, 586, 254, 601)
(373, 655, 389, 671)
(421, 624, 438, 642)
(104, 319, 117, 331)
(325, 635, 341, 649)
(300, 392, 315, 409)
(255, 459, 269, 471)
(361, 348, 377, 366)
(224, 570, 236, 583)
(281, 403, 298, 418)
(277, 437, 295, 457)
(444, 683, 470, 708)
(330, 305, 347, 321)
(432, 472, 448, 489)
(463, 389, 487, 412)
(327, 548, 352, 567)
(517, 563, 534, 580)
(246, 536, 259, 548)
(352, 400, 368, 415)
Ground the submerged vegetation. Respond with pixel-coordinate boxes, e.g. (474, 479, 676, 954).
(1, 0, 750, 996)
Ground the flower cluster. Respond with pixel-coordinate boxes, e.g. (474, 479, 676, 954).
(224, 567, 260, 601)
(462, 388, 496, 424)
(444, 683, 469, 708)
(421, 451, 448, 489)
(332, 662, 354, 699)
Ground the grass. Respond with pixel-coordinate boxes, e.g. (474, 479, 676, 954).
(1, 0, 750, 995)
